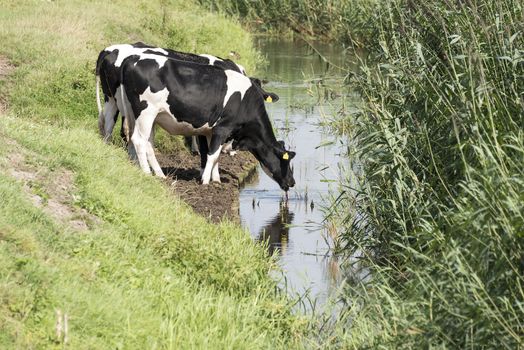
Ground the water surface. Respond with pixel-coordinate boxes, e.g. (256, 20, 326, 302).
(240, 38, 356, 307)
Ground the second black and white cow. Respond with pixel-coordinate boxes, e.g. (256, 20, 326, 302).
(95, 42, 278, 143)
(118, 55, 296, 191)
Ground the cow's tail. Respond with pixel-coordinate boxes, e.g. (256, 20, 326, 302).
(120, 83, 128, 141)
(95, 75, 102, 115)
(95, 49, 107, 136)
(96, 74, 105, 136)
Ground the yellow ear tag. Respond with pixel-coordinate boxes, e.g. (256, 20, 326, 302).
(265, 96, 273, 103)
(282, 152, 289, 160)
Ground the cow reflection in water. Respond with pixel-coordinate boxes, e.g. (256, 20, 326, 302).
(257, 202, 294, 256)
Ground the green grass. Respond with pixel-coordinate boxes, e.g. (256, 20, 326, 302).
(0, 0, 306, 348)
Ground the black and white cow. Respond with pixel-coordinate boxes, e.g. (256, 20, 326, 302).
(95, 42, 279, 177)
(118, 55, 296, 190)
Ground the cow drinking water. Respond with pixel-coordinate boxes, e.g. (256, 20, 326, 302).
(95, 42, 279, 177)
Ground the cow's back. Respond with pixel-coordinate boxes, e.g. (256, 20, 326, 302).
(121, 57, 235, 128)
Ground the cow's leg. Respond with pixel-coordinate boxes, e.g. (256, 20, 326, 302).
(202, 131, 229, 184)
(198, 135, 208, 176)
(124, 103, 137, 161)
(185, 136, 199, 155)
(102, 98, 119, 143)
(211, 157, 221, 183)
(191, 136, 200, 155)
(120, 116, 127, 146)
(131, 111, 161, 176)
(127, 142, 138, 162)
(201, 144, 223, 185)
(205, 135, 221, 183)
(146, 126, 165, 178)
(98, 102, 105, 137)
(222, 140, 237, 156)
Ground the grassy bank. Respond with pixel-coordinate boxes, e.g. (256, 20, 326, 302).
(0, 0, 304, 348)
(327, 0, 524, 348)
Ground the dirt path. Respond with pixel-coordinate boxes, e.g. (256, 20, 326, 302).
(158, 150, 258, 223)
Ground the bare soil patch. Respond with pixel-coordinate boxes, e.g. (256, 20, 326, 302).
(157, 150, 258, 223)
(3, 138, 100, 231)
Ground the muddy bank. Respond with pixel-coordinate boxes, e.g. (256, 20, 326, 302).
(157, 150, 258, 223)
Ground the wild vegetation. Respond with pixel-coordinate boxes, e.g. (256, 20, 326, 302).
(198, 0, 381, 45)
(327, 0, 524, 348)
(0, 0, 305, 348)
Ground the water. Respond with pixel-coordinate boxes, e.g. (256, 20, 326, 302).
(239, 38, 355, 307)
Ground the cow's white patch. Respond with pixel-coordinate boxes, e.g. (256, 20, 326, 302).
(127, 86, 163, 176)
(139, 87, 211, 137)
(221, 140, 237, 156)
(200, 136, 222, 182)
(145, 128, 165, 177)
(139, 87, 171, 112)
(223, 70, 252, 107)
(199, 54, 223, 66)
(211, 160, 221, 182)
(105, 44, 168, 67)
(131, 86, 217, 178)
(135, 54, 168, 68)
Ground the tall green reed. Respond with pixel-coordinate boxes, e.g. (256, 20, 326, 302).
(327, 0, 523, 347)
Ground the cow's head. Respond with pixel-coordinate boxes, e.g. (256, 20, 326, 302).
(236, 138, 296, 191)
(250, 78, 279, 103)
(262, 140, 296, 191)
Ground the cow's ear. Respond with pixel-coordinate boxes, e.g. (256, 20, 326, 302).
(264, 92, 279, 103)
(277, 144, 295, 160)
(280, 150, 295, 161)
